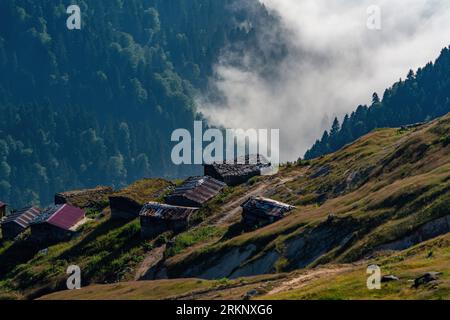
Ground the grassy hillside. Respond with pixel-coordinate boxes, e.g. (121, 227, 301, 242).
(0, 179, 172, 299)
(158, 113, 449, 280)
(261, 234, 450, 300)
(40, 233, 450, 300)
(1, 113, 449, 300)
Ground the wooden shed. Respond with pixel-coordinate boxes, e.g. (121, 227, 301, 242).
(55, 186, 114, 210)
(1, 206, 41, 240)
(241, 197, 295, 229)
(165, 176, 226, 208)
(0, 202, 7, 220)
(109, 196, 143, 220)
(30, 204, 85, 243)
(109, 179, 174, 220)
(204, 154, 271, 186)
(139, 202, 198, 239)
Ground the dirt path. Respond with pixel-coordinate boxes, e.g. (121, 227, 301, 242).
(169, 275, 285, 300)
(215, 183, 269, 224)
(266, 264, 355, 295)
(134, 245, 166, 280)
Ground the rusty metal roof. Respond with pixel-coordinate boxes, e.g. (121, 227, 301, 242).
(205, 154, 271, 178)
(31, 204, 85, 231)
(140, 202, 197, 220)
(1, 206, 41, 229)
(165, 176, 226, 206)
(241, 197, 295, 218)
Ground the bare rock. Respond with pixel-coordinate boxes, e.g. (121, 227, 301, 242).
(243, 289, 259, 300)
(309, 165, 331, 179)
(381, 275, 399, 283)
(413, 272, 442, 288)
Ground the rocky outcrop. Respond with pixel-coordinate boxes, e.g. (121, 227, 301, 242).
(332, 167, 374, 196)
(382, 275, 399, 282)
(413, 272, 441, 288)
(309, 165, 331, 179)
(177, 244, 258, 279)
(376, 215, 450, 252)
(230, 251, 280, 278)
(345, 166, 374, 190)
(163, 216, 360, 280)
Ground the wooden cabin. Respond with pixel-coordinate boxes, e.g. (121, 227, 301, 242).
(30, 204, 85, 243)
(241, 197, 294, 229)
(55, 186, 114, 210)
(1, 206, 41, 240)
(109, 179, 174, 220)
(0, 202, 6, 220)
(109, 196, 144, 220)
(139, 202, 198, 239)
(165, 176, 226, 208)
(204, 154, 271, 186)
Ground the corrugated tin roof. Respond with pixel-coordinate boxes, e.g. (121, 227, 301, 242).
(241, 197, 295, 218)
(206, 154, 271, 177)
(140, 202, 197, 220)
(1, 206, 41, 229)
(31, 204, 85, 231)
(166, 176, 226, 205)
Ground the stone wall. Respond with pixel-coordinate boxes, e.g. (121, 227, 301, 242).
(109, 196, 142, 220)
(30, 223, 74, 244)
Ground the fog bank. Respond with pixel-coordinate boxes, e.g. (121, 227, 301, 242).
(198, 0, 450, 161)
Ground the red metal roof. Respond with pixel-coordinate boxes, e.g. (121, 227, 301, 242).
(1, 206, 41, 229)
(35, 204, 85, 231)
(0, 202, 6, 208)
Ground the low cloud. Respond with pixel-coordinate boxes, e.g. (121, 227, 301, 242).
(198, 0, 450, 161)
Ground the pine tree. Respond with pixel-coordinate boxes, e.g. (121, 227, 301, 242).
(372, 92, 380, 104)
(305, 46, 450, 160)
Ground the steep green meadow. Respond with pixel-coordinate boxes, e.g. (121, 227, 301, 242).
(1, 113, 449, 300)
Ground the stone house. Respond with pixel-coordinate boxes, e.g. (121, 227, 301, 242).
(139, 202, 198, 239)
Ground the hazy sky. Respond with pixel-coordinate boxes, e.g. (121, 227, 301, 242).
(199, 0, 450, 161)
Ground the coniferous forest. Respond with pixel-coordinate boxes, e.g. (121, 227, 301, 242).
(1, 0, 449, 208)
(304, 47, 450, 160)
(0, 0, 281, 207)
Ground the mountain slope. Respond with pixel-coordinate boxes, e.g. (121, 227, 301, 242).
(155, 113, 449, 280)
(40, 232, 450, 300)
(1, 112, 448, 300)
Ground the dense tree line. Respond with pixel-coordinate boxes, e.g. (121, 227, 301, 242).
(305, 46, 450, 160)
(0, 0, 282, 207)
